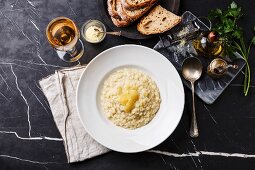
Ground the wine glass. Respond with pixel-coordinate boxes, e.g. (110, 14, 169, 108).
(46, 17, 84, 62)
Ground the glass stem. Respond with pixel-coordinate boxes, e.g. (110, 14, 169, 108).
(67, 47, 77, 57)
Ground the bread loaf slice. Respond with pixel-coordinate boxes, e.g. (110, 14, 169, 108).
(137, 5, 181, 35)
(111, 17, 130, 27)
(111, 0, 156, 27)
(121, 0, 157, 10)
(116, 0, 132, 22)
(108, 0, 131, 27)
(120, 0, 157, 21)
(108, 0, 119, 18)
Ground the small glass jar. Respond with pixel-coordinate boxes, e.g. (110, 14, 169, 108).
(193, 31, 223, 58)
(207, 58, 238, 78)
(81, 20, 106, 43)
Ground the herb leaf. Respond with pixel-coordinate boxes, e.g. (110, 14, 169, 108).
(208, 1, 254, 96)
(252, 37, 255, 45)
(230, 1, 237, 9)
(232, 28, 242, 39)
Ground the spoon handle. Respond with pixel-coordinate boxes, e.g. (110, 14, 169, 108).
(104, 31, 121, 36)
(190, 82, 199, 138)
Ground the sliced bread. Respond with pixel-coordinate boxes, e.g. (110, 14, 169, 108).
(137, 5, 181, 35)
(108, 0, 131, 27)
(107, 0, 119, 18)
(121, 0, 158, 10)
(112, 0, 156, 27)
(120, 0, 157, 21)
(116, 0, 132, 22)
(121, 6, 151, 21)
(111, 17, 130, 27)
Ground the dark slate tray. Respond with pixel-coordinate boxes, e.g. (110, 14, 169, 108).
(154, 11, 246, 104)
(97, 0, 180, 39)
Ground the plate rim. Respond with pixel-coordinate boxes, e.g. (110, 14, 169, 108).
(76, 44, 185, 152)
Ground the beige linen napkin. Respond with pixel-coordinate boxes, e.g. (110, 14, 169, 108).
(39, 65, 109, 163)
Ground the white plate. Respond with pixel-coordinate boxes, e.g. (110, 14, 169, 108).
(77, 45, 184, 153)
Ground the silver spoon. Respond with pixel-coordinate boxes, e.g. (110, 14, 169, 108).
(182, 57, 203, 138)
(94, 28, 121, 36)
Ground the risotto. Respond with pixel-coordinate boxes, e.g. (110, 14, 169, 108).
(100, 68, 161, 129)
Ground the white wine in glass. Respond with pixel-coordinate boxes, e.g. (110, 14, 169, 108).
(46, 17, 84, 62)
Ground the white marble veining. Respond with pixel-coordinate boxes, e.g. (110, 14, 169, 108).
(0, 131, 62, 141)
(148, 150, 255, 158)
(204, 104, 217, 124)
(10, 65, 32, 137)
(0, 154, 62, 165)
(29, 87, 50, 115)
(3, 148, 255, 167)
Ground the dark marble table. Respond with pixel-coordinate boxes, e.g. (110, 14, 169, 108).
(0, 0, 255, 169)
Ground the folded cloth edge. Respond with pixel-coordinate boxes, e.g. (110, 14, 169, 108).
(39, 65, 110, 163)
